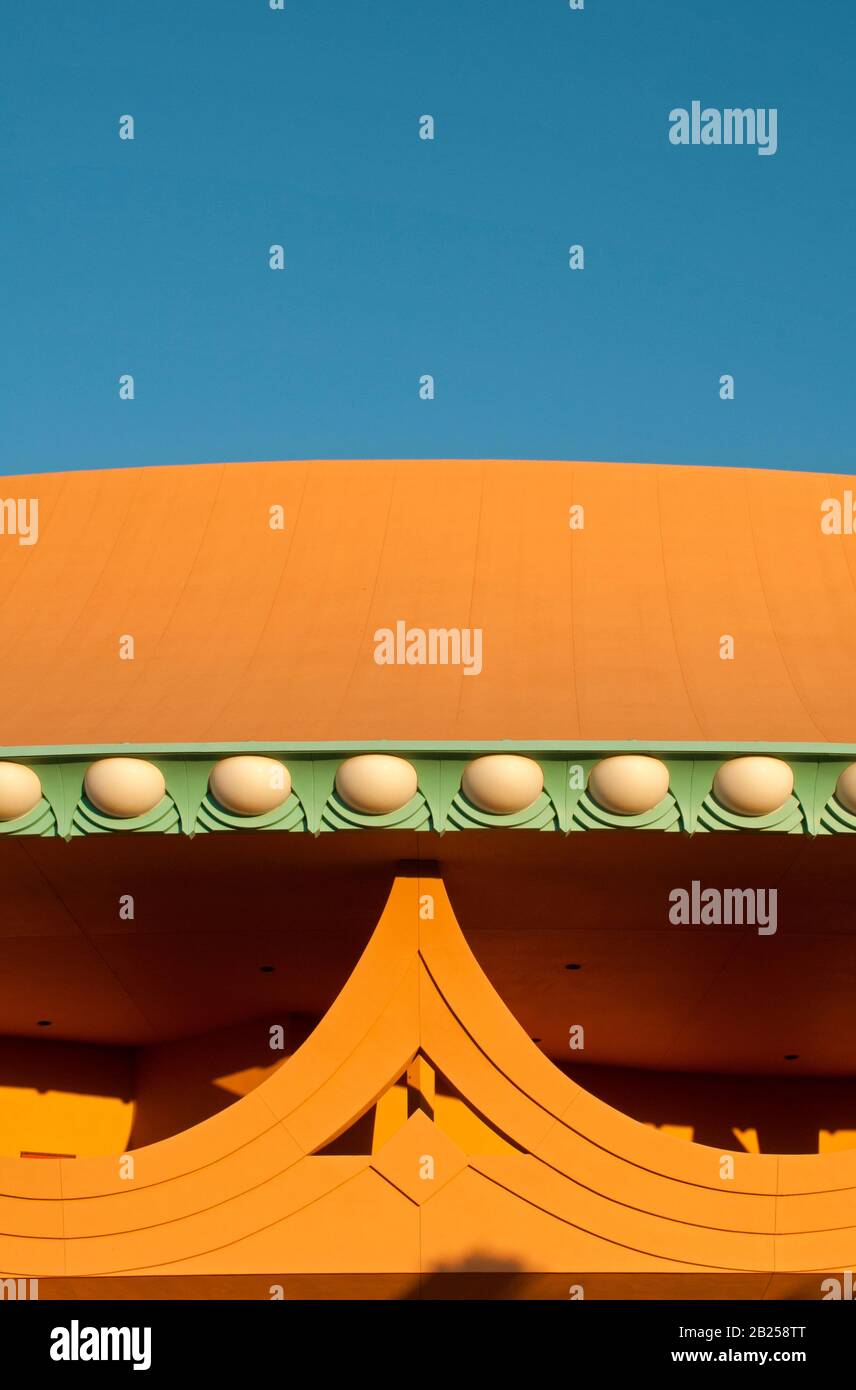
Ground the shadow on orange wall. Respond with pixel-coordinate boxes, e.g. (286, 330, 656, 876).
(564, 1061, 856, 1155)
(0, 1038, 134, 1157)
(3, 1029, 856, 1159)
(0, 1019, 316, 1156)
(129, 1013, 317, 1149)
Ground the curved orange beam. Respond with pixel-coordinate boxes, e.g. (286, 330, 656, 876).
(0, 871, 853, 1284)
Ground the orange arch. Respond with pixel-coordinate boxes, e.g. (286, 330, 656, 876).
(0, 869, 853, 1295)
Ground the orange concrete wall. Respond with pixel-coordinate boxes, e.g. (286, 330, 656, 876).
(0, 1020, 313, 1158)
(130, 1015, 312, 1149)
(565, 1064, 856, 1155)
(0, 1039, 133, 1158)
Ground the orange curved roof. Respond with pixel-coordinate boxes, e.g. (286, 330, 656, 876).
(1, 458, 854, 746)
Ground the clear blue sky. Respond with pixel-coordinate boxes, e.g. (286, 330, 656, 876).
(1, 0, 853, 477)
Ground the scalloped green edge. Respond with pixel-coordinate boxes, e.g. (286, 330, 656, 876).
(1, 741, 856, 838)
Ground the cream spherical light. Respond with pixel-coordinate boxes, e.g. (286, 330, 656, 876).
(0, 762, 43, 822)
(209, 756, 291, 815)
(84, 758, 166, 818)
(835, 764, 856, 814)
(461, 755, 544, 815)
(335, 755, 418, 815)
(713, 756, 793, 817)
(588, 755, 670, 815)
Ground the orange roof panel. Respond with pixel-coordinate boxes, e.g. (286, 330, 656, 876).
(0, 458, 854, 745)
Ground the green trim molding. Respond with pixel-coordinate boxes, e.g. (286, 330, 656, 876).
(2, 741, 856, 838)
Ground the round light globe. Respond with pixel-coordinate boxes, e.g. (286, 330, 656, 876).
(461, 755, 544, 815)
(84, 758, 166, 819)
(209, 756, 291, 815)
(835, 764, 856, 814)
(0, 762, 43, 822)
(713, 756, 793, 817)
(588, 755, 670, 815)
(335, 755, 418, 815)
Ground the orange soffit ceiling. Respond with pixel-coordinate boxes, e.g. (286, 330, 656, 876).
(1, 458, 855, 746)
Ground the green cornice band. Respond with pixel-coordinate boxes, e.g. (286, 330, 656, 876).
(4, 740, 856, 760)
(1, 742, 856, 838)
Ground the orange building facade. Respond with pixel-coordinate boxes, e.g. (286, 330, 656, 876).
(1, 458, 855, 1298)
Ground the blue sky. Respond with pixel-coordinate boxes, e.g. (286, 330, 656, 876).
(1, 0, 853, 477)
